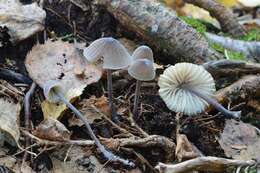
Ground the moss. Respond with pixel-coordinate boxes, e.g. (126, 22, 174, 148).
(240, 28, 260, 41)
(180, 16, 207, 34)
(210, 43, 246, 61)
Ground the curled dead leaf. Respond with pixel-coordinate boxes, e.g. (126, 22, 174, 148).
(25, 40, 102, 119)
(33, 118, 70, 142)
(0, 0, 46, 45)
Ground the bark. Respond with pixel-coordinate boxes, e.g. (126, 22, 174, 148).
(94, 0, 222, 64)
(205, 32, 260, 61)
(155, 156, 256, 173)
(184, 0, 246, 37)
(203, 59, 260, 78)
(215, 75, 260, 105)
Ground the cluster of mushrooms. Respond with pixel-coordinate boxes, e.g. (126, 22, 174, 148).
(43, 37, 241, 166)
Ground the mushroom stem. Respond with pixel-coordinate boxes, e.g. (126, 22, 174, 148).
(188, 88, 241, 119)
(107, 69, 119, 123)
(133, 80, 141, 119)
(55, 91, 134, 167)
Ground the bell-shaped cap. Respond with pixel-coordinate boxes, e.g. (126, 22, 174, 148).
(128, 59, 155, 81)
(83, 37, 132, 70)
(132, 45, 154, 62)
(158, 63, 216, 115)
(43, 80, 64, 103)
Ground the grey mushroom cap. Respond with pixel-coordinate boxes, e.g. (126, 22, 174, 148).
(43, 80, 64, 103)
(158, 63, 216, 115)
(132, 45, 154, 62)
(128, 59, 155, 81)
(83, 37, 132, 70)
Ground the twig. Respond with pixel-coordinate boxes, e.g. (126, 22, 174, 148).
(22, 82, 37, 164)
(0, 68, 32, 84)
(183, 0, 246, 37)
(205, 32, 260, 61)
(128, 111, 149, 138)
(22, 130, 94, 146)
(101, 135, 176, 162)
(155, 156, 256, 173)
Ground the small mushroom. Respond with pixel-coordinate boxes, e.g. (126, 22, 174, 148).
(158, 63, 241, 119)
(132, 45, 154, 62)
(128, 59, 155, 118)
(83, 37, 132, 122)
(43, 80, 134, 166)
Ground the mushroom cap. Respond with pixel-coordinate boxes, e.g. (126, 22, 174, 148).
(43, 80, 64, 103)
(238, 0, 260, 7)
(83, 37, 132, 70)
(132, 45, 154, 62)
(158, 63, 216, 115)
(128, 59, 155, 81)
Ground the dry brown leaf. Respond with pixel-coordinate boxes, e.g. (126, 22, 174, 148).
(0, 0, 46, 45)
(218, 119, 260, 162)
(0, 80, 22, 146)
(33, 118, 70, 141)
(68, 95, 109, 126)
(25, 40, 102, 119)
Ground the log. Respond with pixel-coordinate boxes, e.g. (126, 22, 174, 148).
(95, 0, 222, 64)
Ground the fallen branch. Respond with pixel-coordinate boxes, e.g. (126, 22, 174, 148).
(203, 59, 260, 78)
(205, 32, 260, 61)
(155, 156, 256, 173)
(215, 75, 260, 105)
(102, 135, 176, 161)
(184, 0, 246, 37)
(95, 0, 222, 64)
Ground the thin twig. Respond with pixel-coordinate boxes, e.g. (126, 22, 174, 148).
(22, 82, 37, 164)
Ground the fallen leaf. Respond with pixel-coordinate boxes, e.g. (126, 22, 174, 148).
(51, 146, 110, 173)
(33, 118, 71, 141)
(0, 0, 46, 45)
(68, 95, 109, 126)
(0, 80, 22, 146)
(25, 40, 102, 119)
(218, 119, 260, 162)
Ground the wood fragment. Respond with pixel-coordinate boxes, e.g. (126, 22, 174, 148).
(203, 59, 260, 78)
(215, 75, 260, 105)
(155, 156, 256, 173)
(183, 0, 246, 37)
(95, 0, 222, 64)
(101, 135, 176, 161)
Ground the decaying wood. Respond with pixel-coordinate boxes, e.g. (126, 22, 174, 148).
(203, 59, 260, 78)
(155, 156, 256, 173)
(184, 0, 246, 37)
(215, 75, 260, 105)
(95, 0, 222, 64)
(102, 135, 176, 161)
(205, 32, 260, 61)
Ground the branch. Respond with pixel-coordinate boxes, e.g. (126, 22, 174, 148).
(95, 0, 222, 64)
(102, 135, 176, 162)
(203, 59, 260, 78)
(205, 32, 260, 61)
(155, 156, 256, 173)
(183, 0, 246, 37)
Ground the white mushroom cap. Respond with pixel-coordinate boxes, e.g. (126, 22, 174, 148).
(158, 63, 216, 115)
(132, 45, 154, 62)
(128, 59, 155, 81)
(238, 0, 260, 7)
(83, 37, 132, 70)
(43, 80, 64, 103)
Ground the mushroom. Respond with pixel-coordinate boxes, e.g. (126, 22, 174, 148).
(132, 45, 154, 62)
(158, 63, 241, 119)
(83, 37, 132, 122)
(43, 80, 134, 166)
(128, 58, 155, 118)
